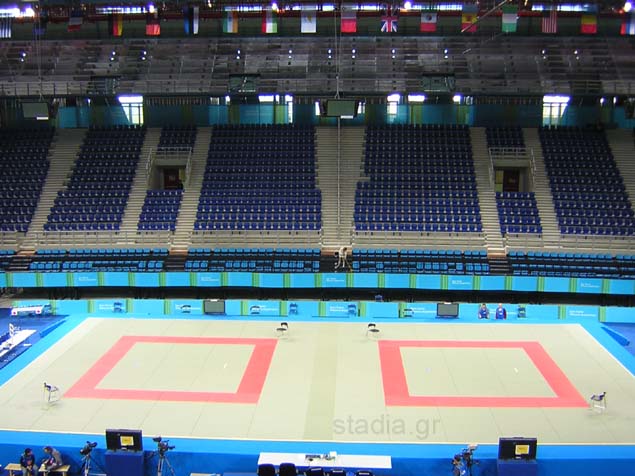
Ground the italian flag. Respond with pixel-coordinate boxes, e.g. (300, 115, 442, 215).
(224, 11, 238, 34)
(262, 9, 277, 34)
(501, 5, 517, 33)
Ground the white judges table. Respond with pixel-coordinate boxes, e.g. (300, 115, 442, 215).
(257, 453, 392, 470)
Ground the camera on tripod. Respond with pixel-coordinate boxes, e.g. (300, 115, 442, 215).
(80, 441, 97, 456)
(153, 436, 175, 455)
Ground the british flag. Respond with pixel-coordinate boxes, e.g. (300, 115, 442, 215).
(381, 5, 398, 33)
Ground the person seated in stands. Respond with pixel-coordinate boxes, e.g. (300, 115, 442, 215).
(477, 303, 490, 319)
(42, 446, 63, 474)
(20, 447, 35, 476)
(495, 303, 507, 320)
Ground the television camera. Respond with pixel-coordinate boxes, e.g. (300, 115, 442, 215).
(460, 444, 479, 476)
(79, 441, 97, 456)
(153, 436, 175, 455)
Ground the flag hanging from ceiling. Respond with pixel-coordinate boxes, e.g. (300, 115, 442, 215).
(541, 8, 557, 34)
(301, 8, 317, 33)
(0, 16, 12, 39)
(341, 4, 357, 33)
(146, 11, 161, 36)
(184, 6, 199, 35)
(461, 4, 478, 33)
(501, 4, 517, 33)
(262, 8, 277, 34)
(381, 5, 399, 33)
(621, 12, 635, 35)
(109, 13, 123, 37)
(223, 11, 238, 33)
(420, 10, 437, 33)
(580, 13, 597, 34)
(67, 9, 83, 32)
(34, 9, 48, 37)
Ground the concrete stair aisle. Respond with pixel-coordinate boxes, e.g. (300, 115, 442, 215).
(119, 127, 162, 244)
(470, 128, 504, 254)
(523, 128, 561, 247)
(171, 127, 212, 252)
(20, 128, 86, 251)
(315, 126, 366, 251)
(606, 129, 635, 205)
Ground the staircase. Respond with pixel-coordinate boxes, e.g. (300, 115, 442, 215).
(316, 126, 366, 251)
(606, 129, 635, 205)
(20, 128, 86, 251)
(523, 128, 561, 247)
(470, 128, 504, 254)
(171, 127, 212, 252)
(119, 127, 162, 241)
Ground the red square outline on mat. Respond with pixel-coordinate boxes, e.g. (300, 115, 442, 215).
(65, 336, 277, 403)
(378, 340, 587, 407)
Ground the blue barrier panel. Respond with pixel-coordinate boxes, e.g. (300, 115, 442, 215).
(447, 276, 474, 290)
(414, 274, 442, 289)
(226, 272, 252, 287)
(42, 273, 68, 287)
(196, 272, 222, 287)
(604, 306, 635, 323)
(566, 305, 599, 320)
(401, 302, 438, 318)
(169, 299, 203, 315)
(479, 275, 505, 290)
(246, 301, 281, 316)
(225, 300, 242, 316)
(0, 273, 5, 287)
(11, 273, 37, 287)
(321, 273, 348, 288)
(353, 273, 379, 288)
(93, 299, 127, 314)
(130, 299, 164, 315)
(544, 277, 570, 293)
(576, 278, 603, 294)
(289, 273, 316, 288)
(54, 300, 89, 314)
(512, 276, 539, 292)
(608, 280, 635, 295)
(364, 302, 399, 318)
(102, 272, 130, 287)
(525, 304, 559, 320)
(260, 273, 284, 288)
(134, 273, 160, 287)
(285, 300, 319, 318)
(325, 301, 358, 317)
(384, 274, 410, 289)
(71, 272, 99, 287)
(165, 272, 191, 287)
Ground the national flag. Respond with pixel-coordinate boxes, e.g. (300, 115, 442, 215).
(301, 8, 317, 33)
(67, 9, 83, 32)
(223, 11, 238, 33)
(109, 13, 123, 37)
(262, 8, 277, 34)
(0, 16, 11, 39)
(580, 13, 597, 34)
(461, 4, 478, 33)
(501, 4, 517, 33)
(381, 5, 398, 33)
(420, 11, 437, 33)
(341, 4, 357, 33)
(621, 12, 635, 36)
(541, 8, 557, 34)
(33, 9, 48, 37)
(146, 11, 161, 36)
(184, 6, 199, 35)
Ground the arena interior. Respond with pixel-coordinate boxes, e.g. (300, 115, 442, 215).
(0, 1, 635, 476)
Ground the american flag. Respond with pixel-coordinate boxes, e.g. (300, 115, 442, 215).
(542, 8, 557, 34)
(381, 5, 398, 33)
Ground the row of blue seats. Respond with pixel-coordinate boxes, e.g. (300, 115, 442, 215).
(501, 225, 542, 234)
(199, 196, 321, 204)
(194, 221, 320, 231)
(561, 226, 635, 235)
(188, 247, 320, 257)
(356, 223, 483, 232)
(185, 260, 319, 272)
(356, 196, 479, 205)
(30, 260, 165, 272)
(556, 209, 633, 218)
(36, 248, 168, 256)
(353, 248, 488, 258)
(355, 214, 480, 224)
(559, 217, 635, 226)
(196, 212, 320, 221)
(353, 261, 490, 275)
(355, 206, 480, 214)
(142, 206, 181, 214)
(48, 214, 123, 222)
(357, 186, 478, 196)
(43, 223, 121, 231)
(0, 224, 28, 232)
(500, 216, 540, 225)
(50, 206, 125, 214)
(198, 206, 320, 214)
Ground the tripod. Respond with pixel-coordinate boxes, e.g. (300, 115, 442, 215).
(81, 452, 106, 476)
(156, 450, 176, 476)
